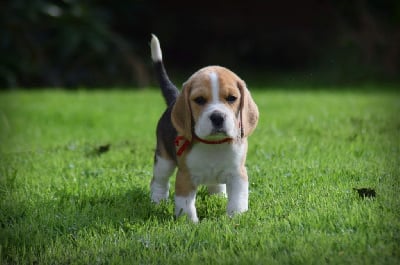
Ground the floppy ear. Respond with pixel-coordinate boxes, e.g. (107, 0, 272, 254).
(238, 79, 259, 138)
(171, 81, 193, 141)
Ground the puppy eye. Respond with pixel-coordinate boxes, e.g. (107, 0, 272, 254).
(226, 95, 237, 103)
(193, 96, 207, 105)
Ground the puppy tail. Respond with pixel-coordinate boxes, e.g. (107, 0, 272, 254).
(150, 34, 179, 106)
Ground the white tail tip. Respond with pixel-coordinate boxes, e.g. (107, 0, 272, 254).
(151, 34, 162, 62)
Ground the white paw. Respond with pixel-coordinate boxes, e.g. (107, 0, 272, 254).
(175, 192, 198, 223)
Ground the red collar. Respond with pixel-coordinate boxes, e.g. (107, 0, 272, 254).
(175, 135, 233, 156)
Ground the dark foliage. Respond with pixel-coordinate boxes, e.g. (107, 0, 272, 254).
(0, 0, 399, 89)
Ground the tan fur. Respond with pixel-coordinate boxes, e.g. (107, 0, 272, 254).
(173, 142, 193, 196)
(237, 80, 258, 137)
(171, 81, 193, 142)
(175, 164, 196, 196)
(239, 141, 249, 181)
(188, 83, 212, 125)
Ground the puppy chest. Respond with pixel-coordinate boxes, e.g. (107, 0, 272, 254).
(185, 144, 244, 185)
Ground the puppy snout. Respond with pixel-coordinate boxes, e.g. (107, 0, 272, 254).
(210, 112, 225, 128)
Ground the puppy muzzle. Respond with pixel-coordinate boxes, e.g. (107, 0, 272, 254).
(195, 104, 237, 140)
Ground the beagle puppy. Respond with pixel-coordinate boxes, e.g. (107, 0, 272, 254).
(150, 34, 259, 222)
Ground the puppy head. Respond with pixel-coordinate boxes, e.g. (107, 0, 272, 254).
(171, 66, 258, 142)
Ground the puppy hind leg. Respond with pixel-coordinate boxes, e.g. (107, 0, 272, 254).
(151, 155, 175, 203)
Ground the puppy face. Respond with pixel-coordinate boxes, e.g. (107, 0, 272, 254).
(190, 70, 241, 140)
(171, 66, 258, 142)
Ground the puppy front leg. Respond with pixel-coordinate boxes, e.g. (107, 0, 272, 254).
(175, 169, 198, 223)
(226, 170, 249, 216)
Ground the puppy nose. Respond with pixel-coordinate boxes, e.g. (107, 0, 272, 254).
(210, 112, 225, 127)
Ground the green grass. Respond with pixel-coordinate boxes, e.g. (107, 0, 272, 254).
(0, 88, 399, 264)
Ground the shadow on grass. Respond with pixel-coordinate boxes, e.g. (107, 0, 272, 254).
(51, 186, 175, 226)
(1, 180, 230, 263)
(0, 186, 173, 260)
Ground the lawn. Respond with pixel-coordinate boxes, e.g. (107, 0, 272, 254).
(0, 88, 399, 264)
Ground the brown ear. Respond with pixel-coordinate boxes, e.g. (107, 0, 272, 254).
(171, 81, 193, 141)
(238, 79, 259, 138)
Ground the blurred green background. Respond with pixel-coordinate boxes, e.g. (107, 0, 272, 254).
(1, 0, 399, 89)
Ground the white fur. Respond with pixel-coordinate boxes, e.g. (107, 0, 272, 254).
(175, 191, 198, 222)
(226, 176, 249, 216)
(186, 142, 245, 185)
(150, 34, 162, 62)
(209, 72, 219, 103)
(185, 142, 248, 220)
(151, 155, 175, 203)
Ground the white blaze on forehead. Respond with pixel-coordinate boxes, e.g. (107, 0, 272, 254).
(209, 72, 219, 103)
